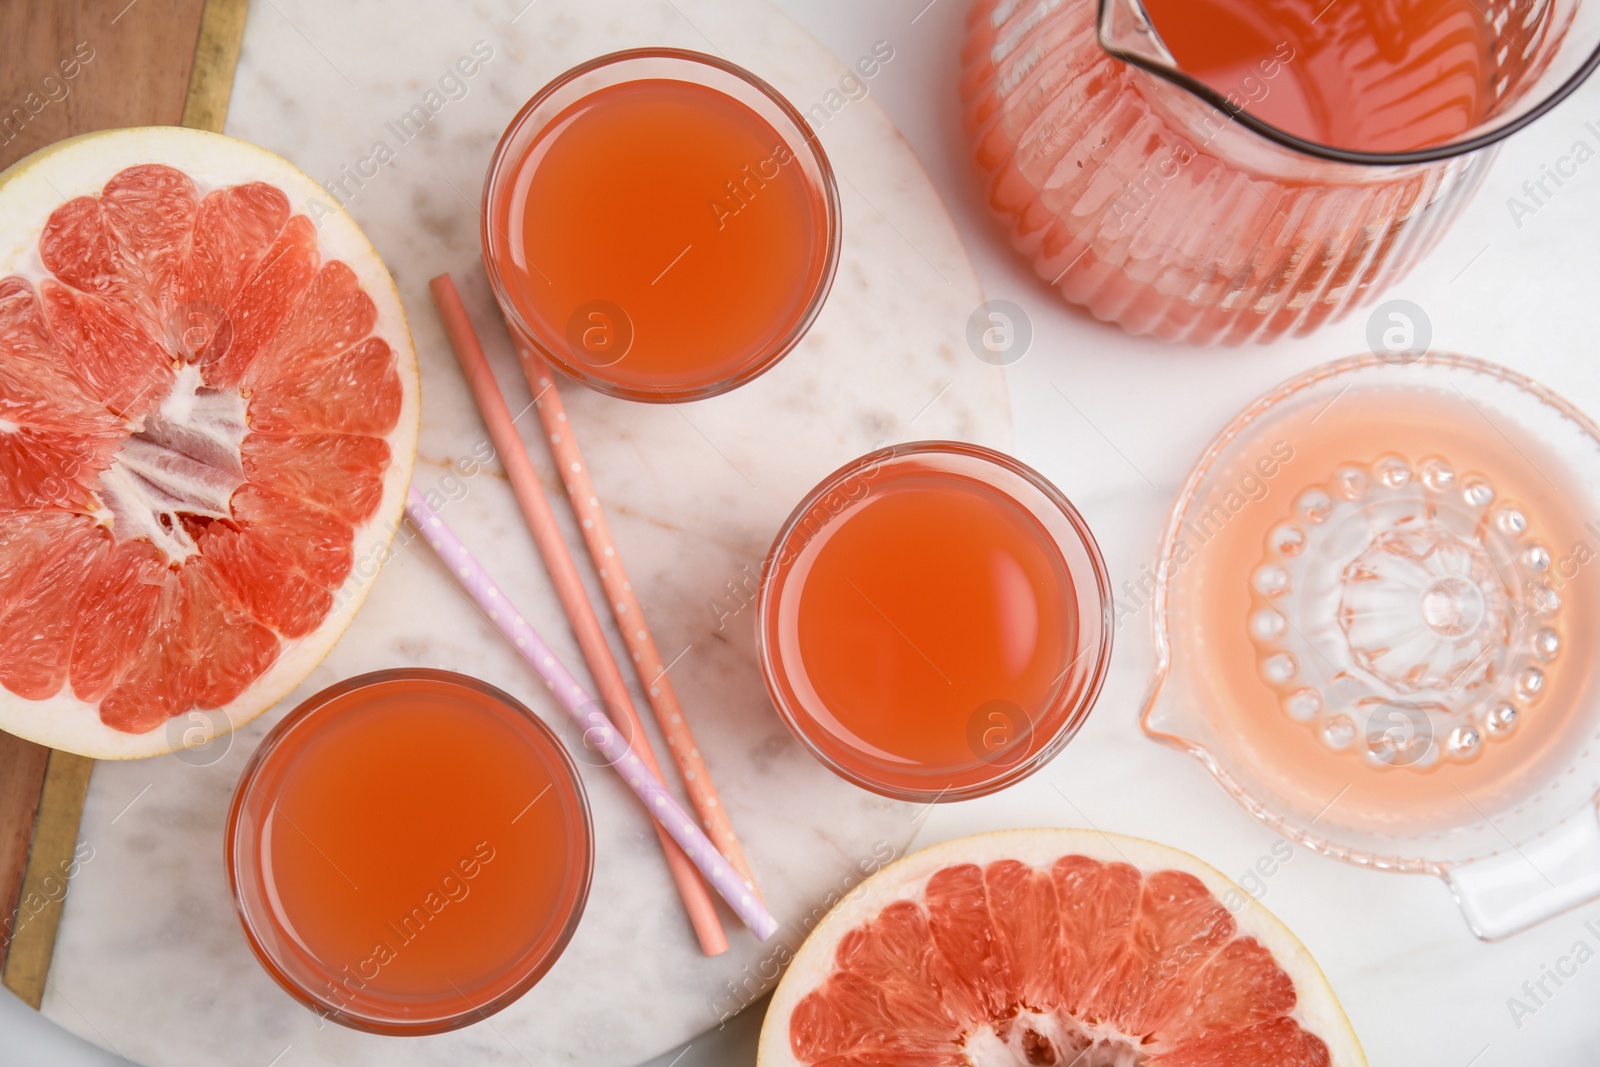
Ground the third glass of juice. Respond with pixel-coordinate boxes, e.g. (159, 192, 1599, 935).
(759, 442, 1112, 801)
(484, 49, 840, 402)
(227, 669, 592, 1034)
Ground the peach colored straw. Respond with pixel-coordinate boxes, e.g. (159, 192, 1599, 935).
(429, 275, 728, 957)
(508, 343, 763, 901)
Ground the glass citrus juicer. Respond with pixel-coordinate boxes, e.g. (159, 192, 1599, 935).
(961, 0, 1600, 342)
(1143, 354, 1600, 939)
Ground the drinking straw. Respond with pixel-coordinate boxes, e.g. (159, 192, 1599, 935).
(404, 489, 779, 942)
(500, 330, 763, 901)
(428, 279, 729, 956)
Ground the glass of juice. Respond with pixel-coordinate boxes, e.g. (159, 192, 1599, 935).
(960, 0, 1600, 343)
(483, 49, 841, 402)
(759, 442, 1113, 801)
(227, 669, 593, 1034)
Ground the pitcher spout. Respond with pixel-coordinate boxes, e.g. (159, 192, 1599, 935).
(1096, 0, 1177, 72)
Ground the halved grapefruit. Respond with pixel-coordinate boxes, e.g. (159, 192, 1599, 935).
(0, 127, 419, 759)
(760, 829, 1365, 1067)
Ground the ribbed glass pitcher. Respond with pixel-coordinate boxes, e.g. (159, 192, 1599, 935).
(960, 0, 1600, 343)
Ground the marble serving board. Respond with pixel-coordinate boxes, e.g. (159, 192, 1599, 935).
(40, 1, 1011, 1064)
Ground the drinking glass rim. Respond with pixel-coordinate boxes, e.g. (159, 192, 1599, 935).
(1097, 0, 1600, 167)
(225, 668, 594, 1035)
(480, 47, 843, 403)
(756, 441, 1115, 803)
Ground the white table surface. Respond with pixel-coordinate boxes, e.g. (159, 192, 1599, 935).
(8, 0, 1600, 1065)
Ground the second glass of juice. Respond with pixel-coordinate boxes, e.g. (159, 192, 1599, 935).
(483, 49, 841, 402)
(759, 442, 1113, 801)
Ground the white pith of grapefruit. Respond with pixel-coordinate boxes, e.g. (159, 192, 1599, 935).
(0, 126, 419, 759)
(759, 828, 1366, 1067)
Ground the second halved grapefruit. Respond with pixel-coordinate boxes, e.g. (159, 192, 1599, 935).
(760, 828, 1365, 1067)
(0, 126, 419, 759)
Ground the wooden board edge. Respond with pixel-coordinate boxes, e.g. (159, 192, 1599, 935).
(180, 0, 251, 133)
(1, 752, 93, 1009)
(0, 740, 51, 981)
(0, 0, 250, 1011)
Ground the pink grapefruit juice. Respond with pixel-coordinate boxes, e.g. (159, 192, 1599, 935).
(227, 670, 592, 1033)
(760, 444, 1112, 800)
(485, 52, 839, 400)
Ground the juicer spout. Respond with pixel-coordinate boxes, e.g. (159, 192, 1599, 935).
(1138, 656, 1209, 757)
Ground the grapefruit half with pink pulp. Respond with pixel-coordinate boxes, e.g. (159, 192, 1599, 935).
(0, 127, 419, 758)
(761, 829, 1366, 1067)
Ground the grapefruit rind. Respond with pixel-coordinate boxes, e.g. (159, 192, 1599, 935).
(0, 126, 419, 759)
(758, 827, 1366, 1067)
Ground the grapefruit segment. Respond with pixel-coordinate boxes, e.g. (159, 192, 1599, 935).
(0, 280, 123, 511)
(203, 214, 320, 386)
(983, 860, 1060, 1016)
(0, 126, 418, 758)
(1089, 869, 1235, 1037)
(926, 864, 1016, 1021)
(0, 517, 104, 699)
(224, 486, 354, 589)
(97, 558, 279, 734)
(1051, 855, 1141, 1016)
(69, 538, 168, 703)
(174, 182, 292, 316)
(240, 432, 390, 525)
(249, 259, 376, 375)
(38, 279, 174, 418)
(245, 334, 401, 437)
(40, 164, 199, 320)
(760, 830, 1365, 1067)
(791, 903, 968, 1060)
(98, 163, 199, 316)
(1148, 1017, 1332, 1066)
(177, 560, 281, 707)
(1153, 937, 1297, 1046)
(203, 519, 335, 639)
(37, 196, 120, 297)
(832, 900, 968, 1035)
(200, 486, 356, 640)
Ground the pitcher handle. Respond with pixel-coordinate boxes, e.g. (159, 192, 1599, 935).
(1445, 800, 1600, 940)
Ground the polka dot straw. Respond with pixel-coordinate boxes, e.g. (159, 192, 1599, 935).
(514, 345, 763, 901)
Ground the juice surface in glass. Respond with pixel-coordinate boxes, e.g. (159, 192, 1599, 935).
(486, 55, 838, 401)
(960, 0, 1534, 342)
(760, 444, 1111, 801)
(228, 670, 591, 1033)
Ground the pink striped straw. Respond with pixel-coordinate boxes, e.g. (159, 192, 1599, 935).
(404, 487, 778, 941)
(511, 344, 762, 898)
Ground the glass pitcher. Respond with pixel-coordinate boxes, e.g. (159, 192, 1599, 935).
(960, 0, 1600, 343)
